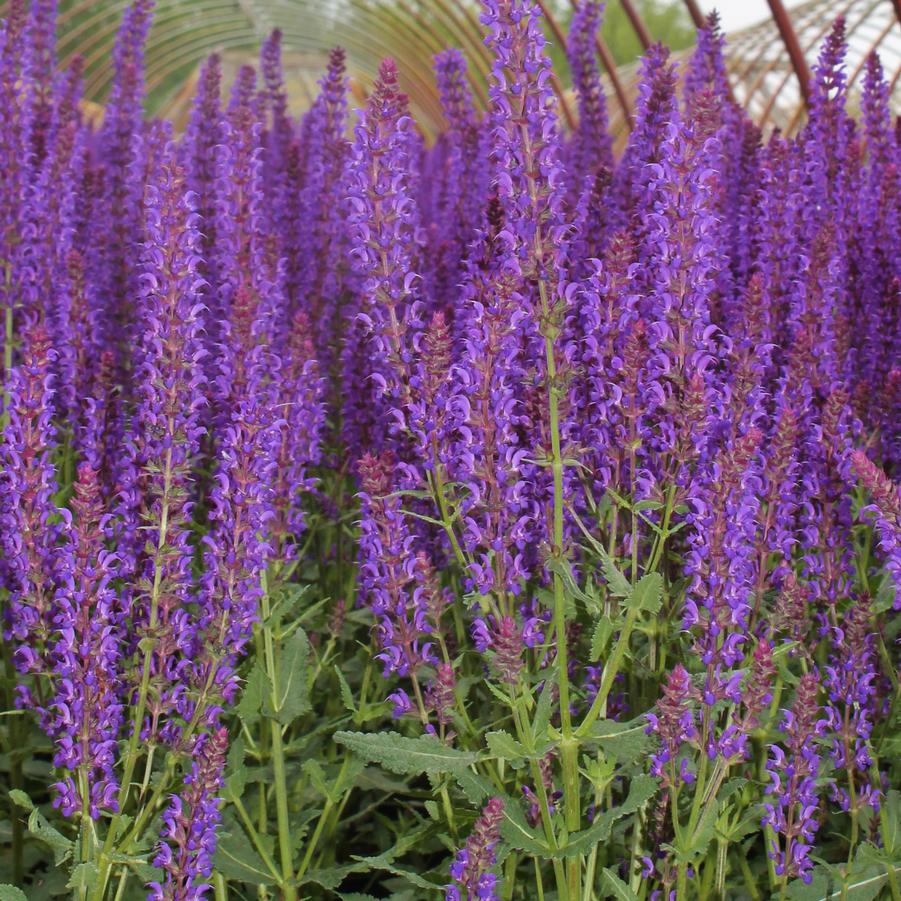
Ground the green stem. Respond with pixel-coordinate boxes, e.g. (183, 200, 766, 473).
(233, 796, 282, 881)
(260, 575, 298, 901)
(577, 607, 639, 738)
(93, 445, 175, 900)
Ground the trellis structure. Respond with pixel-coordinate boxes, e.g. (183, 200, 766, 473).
(4, 0, 900, 136)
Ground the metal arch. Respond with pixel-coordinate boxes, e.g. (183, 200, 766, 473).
(273, 3, 452, 134)
(846, 14, 897, 89)
(618, 0, 653, 50)
(754, 0, 861, 128)
(70, 1, 250, 98)
(784, 0, 891, 131)
(764, 0, 812, 104)
(681, 0, 706, 29)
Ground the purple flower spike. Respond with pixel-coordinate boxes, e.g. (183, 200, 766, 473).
(49, 462, 123, 820)
(763, 673, 826, 885)
(357, 452, 438, 687)
(0, 320, 63, 686)
(851, 450, 901, 607)
(447, 797, 504, 901)
(126, 142, 208, 745)
(150, 727, 229, 900)
(566, 1, 613, 193)
(646, 664, 699, 787)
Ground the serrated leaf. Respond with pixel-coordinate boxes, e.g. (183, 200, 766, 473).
(214, 829, 277, 886)
(301, 863, 358, 890)
(671, 798, 719, 865)
(571, 512, 632, 597)
(556, 775, 657, 858)
(601, 868, 638, 900)
(532, 676, 556, 743)
(0, 886, 28, 901)
(883, 790, 901, 856)
(223, 736, 247, 801)
(335, 665, 356, 714)
(236, 660, 268, 727)
(499, 803, 549, 855)
(334, 731, 479, 775)
(303, 759, 331, 799)
(586, 718, 650, 764)
(785, 865, 832, 900)
(67, 862, 99, 893)
(263, 628, 311, 725)
(454, 770, 493, 804)
(625, 571, 663, 614)
(598, 549, 632, 598)
(8, 790, 33, 811)
(591, 615, 615, 661)
(547, 559, 598, 614)
(27, 807, 73, 865)
(486, 730, 527, 765)
(486, 730, 551, 767)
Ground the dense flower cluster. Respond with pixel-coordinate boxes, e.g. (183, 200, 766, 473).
(1, 0, 899, 898)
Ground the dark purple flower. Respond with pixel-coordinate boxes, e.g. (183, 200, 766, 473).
(447, 797, 504, 901)
(763, 672, 826, 884)
(150, 727, 229, 900)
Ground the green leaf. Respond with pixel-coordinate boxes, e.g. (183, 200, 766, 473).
(557, 775, 657, 858)
(486, 730, 552, 767)
(334, 731, 479, 776)
(263, 628, 312, 725)
(590, 615, 615, 661)
(883, 790, 901, 856)
(570, 510, 632, 597)
(601, 868, 639, 901)
(597, 548, 632, 598)
(499, 803, 549, 855)
(223, 736, 247, 801)
(531, 675, 556, 743)
(27, 807, 73, 865)
(214, 829, 277, 886)
(625, 572, 663, 615)
(303, 759, 331, 800)
(236, 660, 268, 727)
(67, 862, 99, 893)
(547, 558, 598, 614)
(670, 798, 719, 865)
(585, 718, 650, 764)
(785, 865, 832, 900)
(454, 770, 493, 805)
(335, 665, 357, 714)
(0, 886, 28, 901)
(486, 730, 528, 766)
(8, 790, 33, 811)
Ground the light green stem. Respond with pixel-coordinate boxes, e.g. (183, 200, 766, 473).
(261, 576, 298, 901)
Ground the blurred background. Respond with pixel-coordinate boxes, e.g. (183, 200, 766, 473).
(2, 0, 899, 138)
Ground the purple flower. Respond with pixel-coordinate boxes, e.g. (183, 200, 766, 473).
(125, 141, 208, 746)
(49, 463, 123, 820)
(851, 450, 901, 607)
(763, 672, 826, 884)
(357, 452, 438, 688)
(566, 0, 613, 196)
(447, 797, 504, 901)
(150, 728, 229, 900)
(344, 58, 424, 449)
(0, 321, 63, 685)
(646, 664, 699, 786)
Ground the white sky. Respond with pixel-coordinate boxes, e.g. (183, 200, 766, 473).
(699, 0, 803, 32)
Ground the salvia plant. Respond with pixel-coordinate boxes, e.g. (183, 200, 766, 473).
(0, 0, 899, 899)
